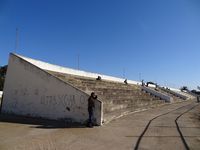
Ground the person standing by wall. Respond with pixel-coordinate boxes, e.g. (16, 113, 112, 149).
(87, 92, 97, 127)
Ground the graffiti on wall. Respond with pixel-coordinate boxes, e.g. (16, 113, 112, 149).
(8, 87, 88, 113)
(40, 94, 87, 112)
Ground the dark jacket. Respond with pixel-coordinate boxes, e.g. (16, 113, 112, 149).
(88, 96, 96, 111)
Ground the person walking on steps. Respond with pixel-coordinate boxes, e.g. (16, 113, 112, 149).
(87, 92, 97, 127)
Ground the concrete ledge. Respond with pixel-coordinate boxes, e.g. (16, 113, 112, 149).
(15, 53, 140, 85)
(141, 86, 173, 102)
(94, 99, 103, 126)
(160, 87, 188, 100)
(0, 91, 3, 98)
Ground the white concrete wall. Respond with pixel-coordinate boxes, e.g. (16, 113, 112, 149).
(177, 91, 195, 99)
(141, 86, 173, 102)
(170, 87, 181, 92)
(170, 88, 194, 99)
(148, 84, 156, 88)
(159, 87, 188, 100)
(0, 91, 3, 105)
(2, 54, 102, 125)
(169, 90, 188, 100)
(16, 54, 140, 85)
(0, 91, 3, 98)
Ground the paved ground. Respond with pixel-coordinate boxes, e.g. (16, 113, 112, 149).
(0, 99, 199, 150)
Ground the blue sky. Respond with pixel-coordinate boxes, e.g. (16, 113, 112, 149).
(0, 0, 200, 89)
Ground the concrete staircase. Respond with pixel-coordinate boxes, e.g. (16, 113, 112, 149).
(48, 71, 165, 123)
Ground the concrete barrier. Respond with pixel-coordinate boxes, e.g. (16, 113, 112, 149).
(2, 53, 103, 125)
(159, 87, 188, 100)
(94, 99, 103, 125)
(0, 91, 3, 98)
(141, 86, 173, 102)
(16, 54, 141, 85)
(0, 91, 3, 105)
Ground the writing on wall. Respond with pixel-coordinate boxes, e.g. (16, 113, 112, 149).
(40, 94, 87, 111)
(8, 87, 88, 112)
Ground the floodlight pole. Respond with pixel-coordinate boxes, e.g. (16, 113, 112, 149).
(15, 28, 19, 53)
(123, 68, 125, 79)
(139, 73, 141, 81)
(77, 54, 80, 70)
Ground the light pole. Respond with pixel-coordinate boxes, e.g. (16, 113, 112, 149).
(77, 54, 80, 70)
(15, 28, 19, 53)
(139, 73, 141, 81)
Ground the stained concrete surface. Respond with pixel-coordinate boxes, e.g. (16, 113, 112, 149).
(0, 100, 199, 150)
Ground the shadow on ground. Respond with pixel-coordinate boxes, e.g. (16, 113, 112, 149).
(0, 113, 88, 129)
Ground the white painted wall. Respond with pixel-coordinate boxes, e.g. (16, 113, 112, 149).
(170, 87, 194, 99)
(176, 91, 195, 99)
(159, 87, 188, 100)
(170, 87, 181, 92)
(0, 91, 3, 98)
(148, 84, 156, 88)
(0, 91, 3, 105)
(141, 86, 173, 102)
(15, 54, 141, 85)
(2, 54, 102, 125)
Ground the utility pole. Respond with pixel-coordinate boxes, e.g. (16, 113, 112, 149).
(123, 68, 125, 79)
(139, 73, 141, 81)
(15, 28, 19, 52)
(77, 54, 80, 70)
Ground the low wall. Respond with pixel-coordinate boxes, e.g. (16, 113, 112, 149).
(141, 86, 173, 102)
(94, 100, 103, 125)
(0, 91, 2, 106)
(2, 54, 102, 125)
(159, 87, 188, 100)
(0, 91, 2, 98)
(16, 54, 140, 85)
